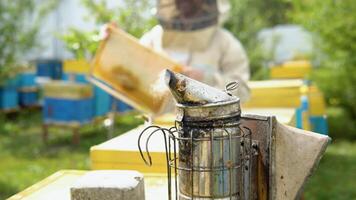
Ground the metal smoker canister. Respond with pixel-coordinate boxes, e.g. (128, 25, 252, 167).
(138, 70, 252, 200)
(174, 98, 246, 200)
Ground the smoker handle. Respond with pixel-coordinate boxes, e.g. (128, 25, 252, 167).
(225, 81, 239, 96)
(137, 125, 174, 166)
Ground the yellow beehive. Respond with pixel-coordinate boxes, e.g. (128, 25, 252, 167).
(90, 108, 297, 173)
(7, 170, 86, 200)
(8, 170, 169, 200)
(18, 86, 38, 93)
(308, 85, 327, 115)
(270, 60, 312, 79)
(63, 59, 90, 74)
(243, 79, 304, 108)
(152, 113, 176, 126)
(90, 125, 170, 173)
(43, 81, 93, 99)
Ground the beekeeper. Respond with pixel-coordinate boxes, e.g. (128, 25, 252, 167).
(140, 0, 250, 101)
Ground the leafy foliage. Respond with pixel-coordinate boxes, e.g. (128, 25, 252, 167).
(60, 29, 100, 60)
(81, 0, 156, 38)
(291, 0, 356, 123)
(225, 0, 291, 80)
(60, 0, 157, 59)
(0, 0, 58, 83)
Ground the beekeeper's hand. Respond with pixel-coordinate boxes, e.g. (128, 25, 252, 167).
(99, 22, 118, 40)
(182, 66, 204, 81)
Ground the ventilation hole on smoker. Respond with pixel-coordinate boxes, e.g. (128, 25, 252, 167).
(245, 166, 249, 170)
(241, 141, 244, 146)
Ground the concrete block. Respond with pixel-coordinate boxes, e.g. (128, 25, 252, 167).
(71, 170, 145, 200)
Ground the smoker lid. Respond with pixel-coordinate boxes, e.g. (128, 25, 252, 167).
(165, 69, 235, 105)
(176, 98, 241, 121)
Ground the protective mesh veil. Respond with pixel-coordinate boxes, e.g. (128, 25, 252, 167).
(157, 0, 218, 31)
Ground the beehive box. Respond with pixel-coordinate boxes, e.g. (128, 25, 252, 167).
(93, 86, 112, 117)
(306, 85, 328, 134)
(63, 59, 90, 74)
(90, 124, 170, 173)
(43, 81, 93, 99)
(43, 81, 93, 124)
(7, 170, 86, 200)
(270, 60, 311, 79)
(0, 77, 19, 110)
(62, 73, 88, 84)
(243, 79, 306, 108)
(36, 59, 63, 80)
(243, 80, 327, 133)
(8, 170, 169, 200)
(43, 97, 93, 124)
(307, 85, 327, 116)
(114, 98, 133, 113)
(90, 108, 297, 173)
(19, 72, 37, 87)
(18, 87, 39, 106)
(0, 87, 18, 110)
(309, 116, 328, 135)
(93, 89, 134, 117)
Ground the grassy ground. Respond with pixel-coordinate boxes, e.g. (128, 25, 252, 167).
(0, 109, 143, 199)
(0, 109, 355, 199)
(304, 140, 356, 199)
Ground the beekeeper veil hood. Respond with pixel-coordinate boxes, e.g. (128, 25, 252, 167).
(157, 0, 230, 31)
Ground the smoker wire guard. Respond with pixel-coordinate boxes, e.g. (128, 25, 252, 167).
(138, 98, 259, 200)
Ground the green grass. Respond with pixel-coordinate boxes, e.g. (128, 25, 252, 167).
(0, 109, 143, 199)
(304, 140, 356, 200)
(0, 109, 355, 199)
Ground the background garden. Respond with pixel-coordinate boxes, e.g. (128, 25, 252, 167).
(0, 0, 355, 199)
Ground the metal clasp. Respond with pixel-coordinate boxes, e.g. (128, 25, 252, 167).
(225, 81, 239, 96)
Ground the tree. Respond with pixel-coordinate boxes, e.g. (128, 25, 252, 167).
(60, 0, 157, 59)
(224, 0, 292, 80)
(0, 0, 58, 84)
(291, 0, 356, 122)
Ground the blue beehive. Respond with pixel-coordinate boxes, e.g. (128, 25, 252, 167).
(43, 98, 93, 124)
(18, 88, 38, 107)
(295, 95, 309, 129)
(62, 73, 88, 84)
(18, 72, 39, 107)
(114, 98, 133, 113)
(93, 86, 112, 117)
(36, 60, 63, 80)
(19, 72, 37, 87)
(42, 81, 94, 124)
(0, 77, 19, 110)
(0, 88, 18, 110)
(309, 116, 328, 135)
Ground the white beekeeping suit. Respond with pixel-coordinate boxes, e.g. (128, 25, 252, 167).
(141, 0, 250, 102)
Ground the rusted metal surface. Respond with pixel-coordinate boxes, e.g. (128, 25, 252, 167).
(174, 100, 250, 200)
(241, 114, 276, 200)
(165, 70, 234, 105)
(139, 71, 257, 199)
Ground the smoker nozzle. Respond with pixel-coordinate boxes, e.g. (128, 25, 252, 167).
(164, 69, 236, 105)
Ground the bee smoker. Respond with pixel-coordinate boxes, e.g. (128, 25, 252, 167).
(138, 70, 256, 200)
